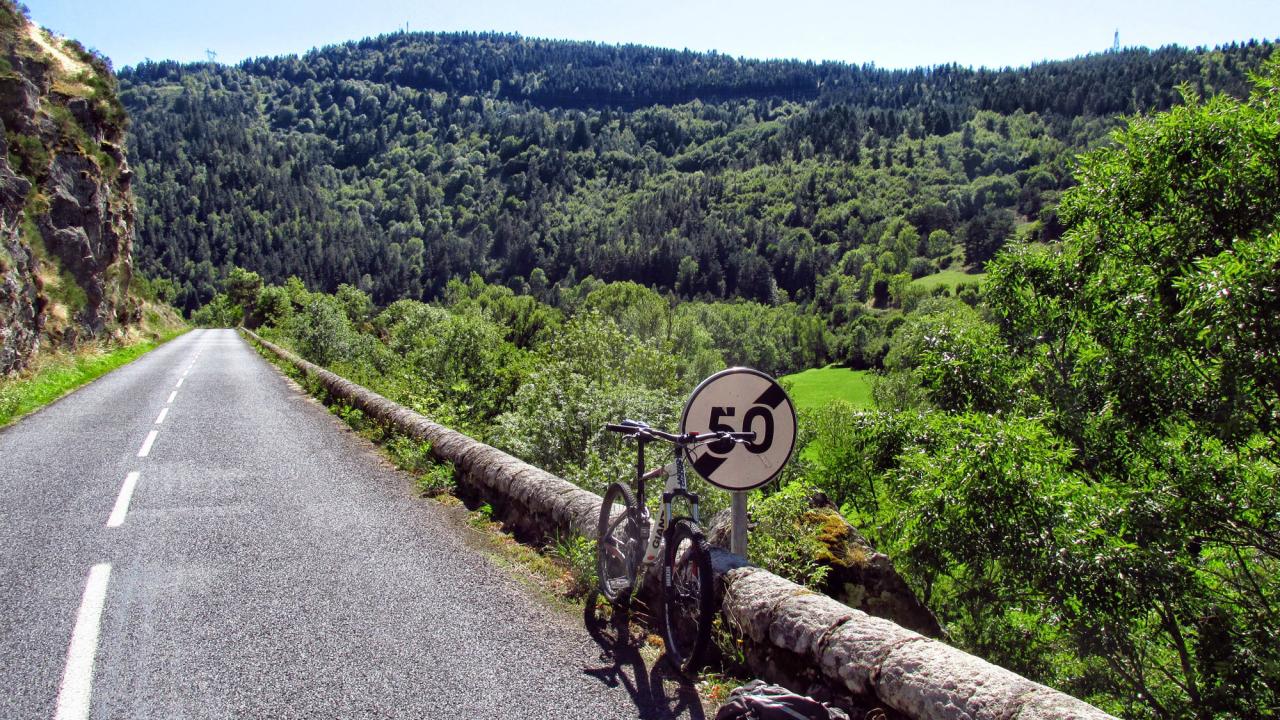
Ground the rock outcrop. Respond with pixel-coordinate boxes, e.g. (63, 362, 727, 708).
(706, 495, 943, 638)
(0, 2, 136, 374)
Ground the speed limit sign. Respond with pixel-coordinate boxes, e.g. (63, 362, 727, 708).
(680, 367, 797, 491)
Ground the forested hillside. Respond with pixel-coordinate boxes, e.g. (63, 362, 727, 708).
(118, 33, 1273, 318)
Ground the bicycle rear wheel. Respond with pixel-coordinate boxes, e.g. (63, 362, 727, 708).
(661, 518, 714, 674)
(596, 482, 640, 606)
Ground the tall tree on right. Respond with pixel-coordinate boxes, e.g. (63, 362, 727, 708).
(985, 55, 1280, 720)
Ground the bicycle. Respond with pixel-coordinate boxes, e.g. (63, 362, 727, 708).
(595, 418, 755, 674)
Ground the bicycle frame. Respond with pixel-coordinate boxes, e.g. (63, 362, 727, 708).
(635, 458, 697, 573)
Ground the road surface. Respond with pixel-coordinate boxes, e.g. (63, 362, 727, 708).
(0, 328, 700, 719)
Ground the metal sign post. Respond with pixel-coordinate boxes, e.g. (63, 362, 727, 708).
(730, 491, 749, 556)
(679, 367, 797, 559)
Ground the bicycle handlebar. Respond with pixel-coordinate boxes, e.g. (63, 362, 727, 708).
(604, 420, 755, 447)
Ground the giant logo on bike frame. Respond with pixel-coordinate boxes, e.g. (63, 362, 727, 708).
(679, 367, 797, 491)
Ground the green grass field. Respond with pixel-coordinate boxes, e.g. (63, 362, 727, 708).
(910, 268, 987, 290)
(780, 365, 875, 412)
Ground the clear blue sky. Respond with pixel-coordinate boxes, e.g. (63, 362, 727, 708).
(21, 0, 1280, 71)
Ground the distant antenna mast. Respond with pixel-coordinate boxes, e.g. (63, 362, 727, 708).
(205, 49, 217, 64)
(1112, 30, 1120, 53)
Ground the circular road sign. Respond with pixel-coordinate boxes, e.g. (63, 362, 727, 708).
(679, 367, 797, 491)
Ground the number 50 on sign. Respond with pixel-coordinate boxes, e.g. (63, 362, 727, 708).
(679, 367, 797, 491)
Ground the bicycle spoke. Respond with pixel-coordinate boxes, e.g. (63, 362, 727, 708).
(603, 511, 629, 537)
(597, 483, 640, 606)
(601, 535, 626, 557)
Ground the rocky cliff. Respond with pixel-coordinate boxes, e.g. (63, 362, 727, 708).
(0, 1, 136, 375)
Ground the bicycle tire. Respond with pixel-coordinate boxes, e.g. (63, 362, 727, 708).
(596, 482, 640, 606)
(661, 518, 714, 674)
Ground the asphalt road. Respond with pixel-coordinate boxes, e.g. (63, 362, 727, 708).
(0, 329, 701, 719)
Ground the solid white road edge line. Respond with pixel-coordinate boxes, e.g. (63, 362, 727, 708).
(106, 472, 139, 528)
(154, 408, 169, 425)
(54, 563, 112, 720)
(137, 430, 158, 458)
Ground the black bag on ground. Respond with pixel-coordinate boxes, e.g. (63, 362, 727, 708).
(713, 680, 850, 720)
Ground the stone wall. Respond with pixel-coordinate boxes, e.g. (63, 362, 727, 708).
(245, 329, 1117, 720)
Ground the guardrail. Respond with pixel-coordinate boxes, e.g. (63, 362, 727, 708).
(243, 328, 1115, 720)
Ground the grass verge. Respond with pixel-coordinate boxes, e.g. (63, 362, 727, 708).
(0, 325, 188, 427)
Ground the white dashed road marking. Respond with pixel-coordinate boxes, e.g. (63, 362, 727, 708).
(54, 563, 112, 720)
(106, 472, 139, 528)
(136, 430, 158, 458)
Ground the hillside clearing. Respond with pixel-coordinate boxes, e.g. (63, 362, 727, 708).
(910, 268, 987, 291)
(780, 366, 874, 412)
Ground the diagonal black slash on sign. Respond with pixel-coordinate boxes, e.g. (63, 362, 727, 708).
(753, 383, 786, 410)
(692, 453, 727, 479)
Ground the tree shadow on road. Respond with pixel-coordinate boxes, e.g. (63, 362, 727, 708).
(582, 590, 707, 720)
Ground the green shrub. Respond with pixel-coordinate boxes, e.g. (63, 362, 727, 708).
(190, 293, 242, 327)
(415, 462, 455, 497)
(469, 502, 495, 529)
(132, 274, 178, 304)
(253, 285, 292, 328)
(748, 482, 831, 589)
(289, 295, 356, 366)
(546, 532, 596, 598)
(6, 131, 49, 182)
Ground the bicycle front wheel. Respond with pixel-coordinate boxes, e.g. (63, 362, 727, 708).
(597, 482, 640, 606)
(661, 518, 714, 674)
